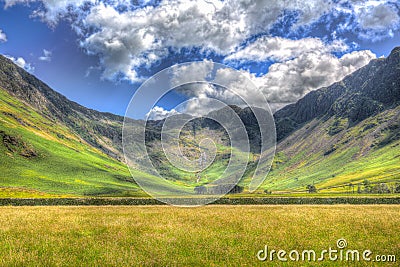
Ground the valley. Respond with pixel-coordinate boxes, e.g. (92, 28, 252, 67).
(0, 47, 399, 197)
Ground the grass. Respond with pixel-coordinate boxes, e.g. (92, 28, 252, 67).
(263, 109, 400, 193)
(0, 205, 398, 266)
(0, 88, 159, 197)
(1, 83, 399, 197)
(0, 187, 71, 198)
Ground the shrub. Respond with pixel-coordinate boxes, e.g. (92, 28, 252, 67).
(306, 185, 317, 193)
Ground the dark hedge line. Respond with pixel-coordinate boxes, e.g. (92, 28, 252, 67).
(0, 197, 399, 206)
(215, 197, 400, 205)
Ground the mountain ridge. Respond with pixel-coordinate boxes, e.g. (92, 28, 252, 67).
(0, 47, 399, 195)
(0, 55, 125, 160)
(274, 46, 400, 141)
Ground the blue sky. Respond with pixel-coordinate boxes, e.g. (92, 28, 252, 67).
(0, 0, 399, 118)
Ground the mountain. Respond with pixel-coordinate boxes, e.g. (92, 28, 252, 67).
(144, 48, 399, 192)
(0, 55, 125, 161)
(0, 47, 399, 196)
(0, 55, 152, 197)
(274, 47, 400, 141)
(266, 47, 400, 192)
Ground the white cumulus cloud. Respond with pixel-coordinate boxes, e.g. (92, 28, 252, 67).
(225, 37, 349, 62)
(169, 60, 214, 89)
(3, 0, 394, 83)
(254, 49, 377, 102)
(341, 0, 400, 41)
(146, 106, 180, 120)
(5, 55, 35, 73)
(5, 0, 342, 82)
(38, 49, 52, 61)
(80, 0, 341, 82)
(4, 0, 96, 26)
(167, 48, 376, 115)
(0, 29, 7, 42)
(355, 1, 400, 30)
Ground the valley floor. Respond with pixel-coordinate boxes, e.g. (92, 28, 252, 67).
(0, 205, 398, 266)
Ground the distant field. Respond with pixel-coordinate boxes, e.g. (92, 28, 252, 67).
(0, 205, 398, 266)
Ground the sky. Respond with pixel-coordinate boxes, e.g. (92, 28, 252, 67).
(0, 0, 399, 119)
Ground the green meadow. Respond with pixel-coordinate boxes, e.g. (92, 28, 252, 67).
(0, 205, 398, 266)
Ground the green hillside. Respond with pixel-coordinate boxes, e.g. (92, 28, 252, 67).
(264, 107, 400, 193)
(0, 88, 147, 197)
(265, 47, 400, 193)
(0, 46, 399, 197)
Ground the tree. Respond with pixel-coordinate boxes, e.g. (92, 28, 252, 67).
(372, 183, 390, 194)
(306, 184, 317, 193)
(380, 183, 390, 194)
(194, 185, 207, 195)
(363, 180, 372, 193)
(395, 183, 400, 194)
(348, 183, 355, 194)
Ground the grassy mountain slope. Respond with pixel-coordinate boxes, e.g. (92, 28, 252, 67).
(264, 107, 399, 192)
(264, 47, 400, 192)
(0, 55, 125, 161)
(0, 46, 399, 196)
(143, 112, 262, 188)
(0, 87, 148, 197)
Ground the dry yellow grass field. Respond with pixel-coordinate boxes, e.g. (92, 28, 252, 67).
(0, 205, 398, 266)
